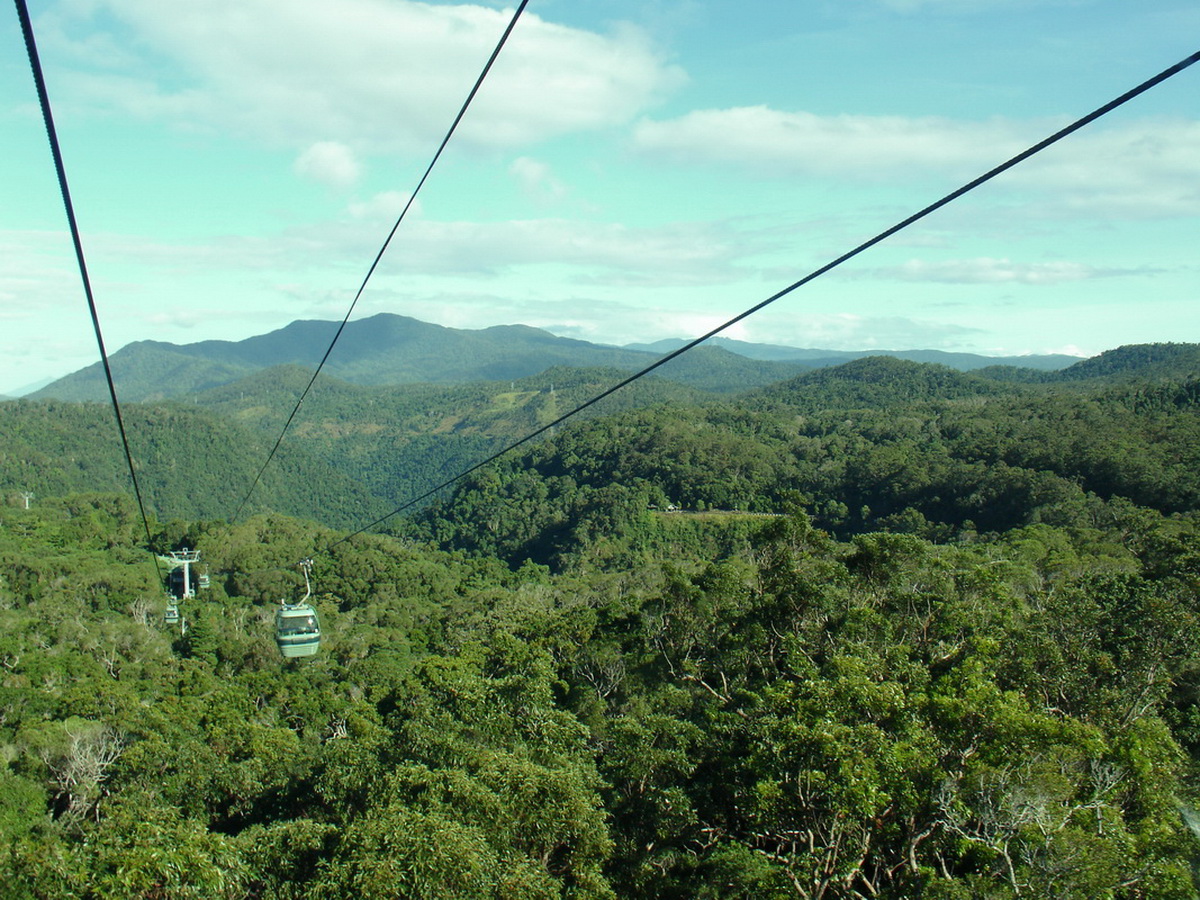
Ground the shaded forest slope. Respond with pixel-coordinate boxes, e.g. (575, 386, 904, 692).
(417, 356, 1200, 569)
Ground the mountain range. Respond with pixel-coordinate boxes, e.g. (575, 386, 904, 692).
(624, 335, 1079, 371)
(31, 313, 1081, 402)
(5, 330, 1200, 530)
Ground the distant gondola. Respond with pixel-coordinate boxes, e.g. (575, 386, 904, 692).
(276, 559, 320, 658)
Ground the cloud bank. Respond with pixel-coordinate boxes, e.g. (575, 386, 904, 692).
(47, 0, 686, 153)
(633, 109, 1200, 217)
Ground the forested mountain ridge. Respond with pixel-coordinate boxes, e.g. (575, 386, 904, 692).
(39, 315, 815, 403)
(30, 313, 1083, 403)
(972, 343, 1200, 387)
(6, 345, 1200, 535)
(31, 314, 662, 402)
(1056, 342, 1200, 382)
(751, 355, 1015, 409)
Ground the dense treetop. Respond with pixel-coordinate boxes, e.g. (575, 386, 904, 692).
(2, 345, 1199, 897)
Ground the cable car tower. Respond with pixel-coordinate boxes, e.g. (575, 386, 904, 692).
(164, 548, 210, 632)
(275, 559, 321, 658)
(166, 548, 210, 600)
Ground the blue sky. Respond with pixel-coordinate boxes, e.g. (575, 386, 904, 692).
(2, 0, 1198, 394)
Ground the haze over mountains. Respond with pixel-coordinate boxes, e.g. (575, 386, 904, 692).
(30, 313, 1082, 402)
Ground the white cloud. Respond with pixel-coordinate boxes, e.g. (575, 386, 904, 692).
(743, 313, 983, 350)
(872, 0, 1058, 12)
(143, 308, 209, 329)
(633, 106, 1027, 178)
(1038, 343, 1091, 358)
(509, 157, 567, 204)
(863, 257, 1148, 285)
(294, 142, 361, 187)
(0, 229, 84, 312)
(1010, 118, 1200, 218)
(237, 216, 746, 284)
(16, 212, 747, 294)
(402, 218, 743, 284)
(347, 191, 418, 222)
(49, 0, 686, 153)
(633, 108, 1200, 219)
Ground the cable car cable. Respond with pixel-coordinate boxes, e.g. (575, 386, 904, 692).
(232, 0, 532, 523)
(15, 0, 163, 584)
(321, 47, 1200, 551)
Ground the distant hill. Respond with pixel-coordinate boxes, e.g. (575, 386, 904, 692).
(750, 355, 1012, 411)
(749, 345, 1200, 409)
(0, 375, 57, 398)
(625, 336, 1080, 372)
(971, 344, 1200, 386)
(35, 314, 1084, 403)
(647, 345, 812, 393)
(34, 315, 665, 403)
(1053, 343, 1200, 382)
